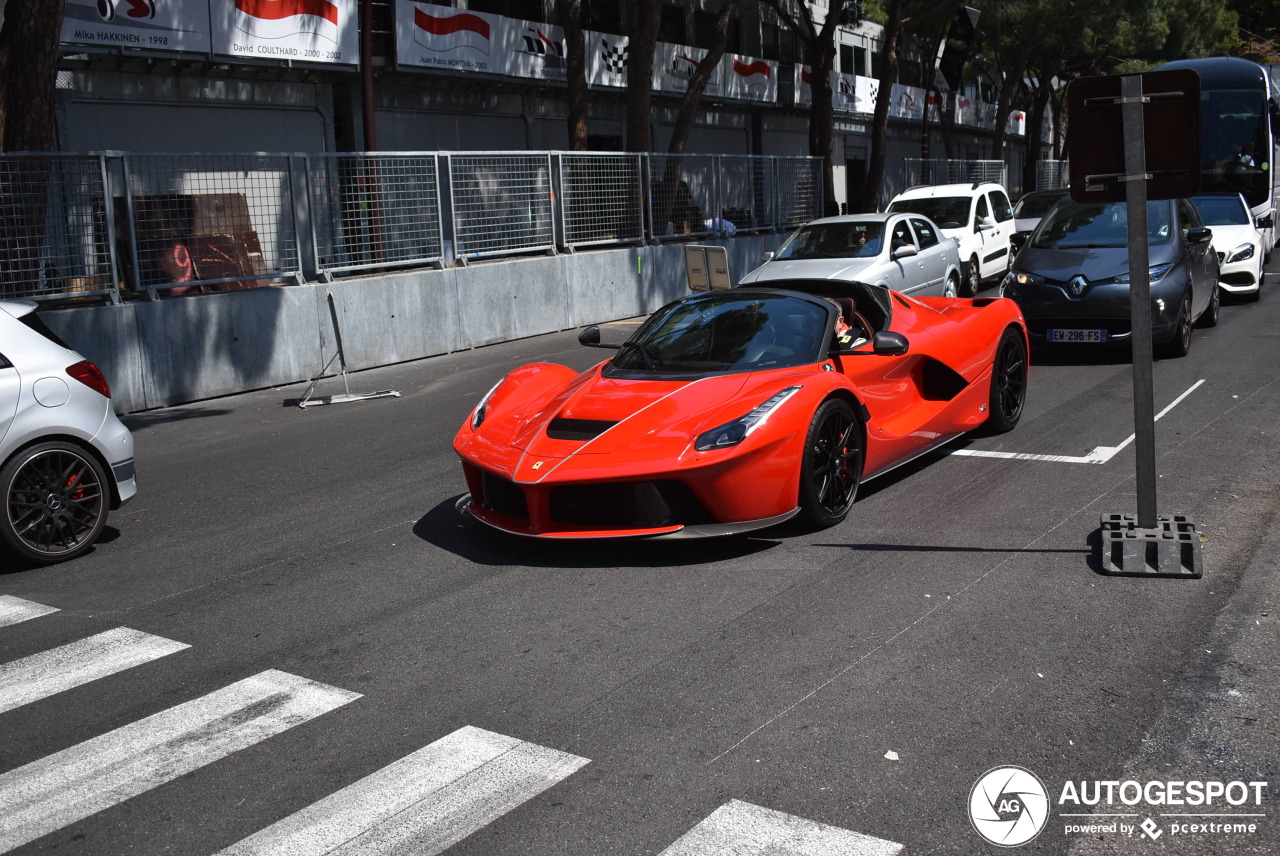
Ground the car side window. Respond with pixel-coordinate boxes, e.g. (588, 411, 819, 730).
(1177, 198, 1202, 235)
(910, 218, 940, 248)
(975, 194, 991, 227)
(891, 220, 913, 249)
(990, 190, 1014, 222)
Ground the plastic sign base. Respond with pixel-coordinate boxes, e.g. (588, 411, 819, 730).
(1098, 513, 1203, 578)
(298, 390, 400, 408)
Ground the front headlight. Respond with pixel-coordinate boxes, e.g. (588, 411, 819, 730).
(1114, 264, 1172, 284)
(695, 386, 802, 452)
(1000, 270, 1043, 296)
(1226, 242, 1257, 265)
(470, 379, 504, 429)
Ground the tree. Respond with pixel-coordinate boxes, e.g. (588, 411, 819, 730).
(666, 0, 739, 155)
(625, 0, 662, 152)
(859, 0, 904, 212)
(0, 0, 65, 151)
(761, 0, 863, 215)
(558, 0, 590, 150)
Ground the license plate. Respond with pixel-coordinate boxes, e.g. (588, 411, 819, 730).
(1047, 328, 1107, 343)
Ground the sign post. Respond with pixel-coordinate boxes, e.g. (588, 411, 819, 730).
(1067, 70, 1204, 577)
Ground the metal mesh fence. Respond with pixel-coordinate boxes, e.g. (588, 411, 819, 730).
(904, 159, 1008, 189)
(558, 153, 644, 249)
(448, 153, 555, 260)
(122, 153, 299, 296)
(310, 154, 444, 274)
(774, 157, 823, 229)
(1036, 160, 1070, 190)
(648, 154, 717, 241)
(0, 155, 116, 301)
(718, 155, 775, 232)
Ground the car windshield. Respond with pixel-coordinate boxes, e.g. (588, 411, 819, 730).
(1191, 195, 1250, 226)
(1030, 200, 1173, 249)
(888, 197, 969, 229)
(1013, 192, 1065, 220)
(775, 222, 884, 260)
(609, 292, 830, 375)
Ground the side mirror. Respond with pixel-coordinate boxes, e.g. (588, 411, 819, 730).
(1186, 226, 1213, 244)
(1010, 230, 1030, 252)
(872, 331, 909, 355)
(761, 251, 776, 263)
(891, 244, 918, 260)
(976, 217, 994, 232)
(1257, 214, 1274, 229)
(578, 325, 601, 346)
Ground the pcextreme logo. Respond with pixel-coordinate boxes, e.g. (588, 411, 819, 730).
(969, 766, 1271, 846)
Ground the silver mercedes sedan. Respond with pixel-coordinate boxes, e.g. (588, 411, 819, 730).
(0, 300, 136, 564)
(738, 212, 964, 298)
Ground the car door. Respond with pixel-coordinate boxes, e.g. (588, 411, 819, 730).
(1177, 197, 1215, 317)
(884, 217, 918, 292)
(0, 350, 19, 451)
(987, 188, 1014, 276)
(908, 217, 947, 295)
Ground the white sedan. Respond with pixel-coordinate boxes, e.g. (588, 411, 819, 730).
(1192, 192, 1266, 302)
(739, 213, 964, 298)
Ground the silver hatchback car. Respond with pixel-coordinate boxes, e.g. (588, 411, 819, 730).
(0, 300, 136, 563)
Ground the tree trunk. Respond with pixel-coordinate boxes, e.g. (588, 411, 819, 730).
(860, 0, 903, 212)
(560, 0, 589, 150)
(667, 0, 737, 155)
(0, 0, 66, 151)
(1022, 83, 1052, 193)
(989, 43, 1032, 164)
(809, 40, 838, 216)
(625, 0, 660, 152)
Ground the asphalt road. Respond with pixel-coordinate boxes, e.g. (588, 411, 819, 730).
(1, 270, 1278, 856)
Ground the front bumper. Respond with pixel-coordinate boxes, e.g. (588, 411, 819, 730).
(1004, 279, 1186, 343)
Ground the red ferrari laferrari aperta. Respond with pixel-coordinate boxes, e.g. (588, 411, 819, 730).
(454, 281, 1028, 539)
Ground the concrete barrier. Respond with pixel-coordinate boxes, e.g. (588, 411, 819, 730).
(40, 233, 790, 413)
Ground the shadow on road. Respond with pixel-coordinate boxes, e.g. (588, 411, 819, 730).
(413, 496, 782, 568)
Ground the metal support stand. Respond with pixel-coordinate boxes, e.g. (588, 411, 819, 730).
(297, 293, 401, 408)
(1091, 73, 1202, 575)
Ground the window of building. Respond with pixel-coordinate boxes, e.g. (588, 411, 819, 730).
(854, 46, 867, 76)
(658, 4, 685, 44)
(694, 9, 740, 54)
(839, 44, 853, 75)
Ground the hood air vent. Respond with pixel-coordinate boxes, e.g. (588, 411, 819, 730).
(546, 418, 618, 441)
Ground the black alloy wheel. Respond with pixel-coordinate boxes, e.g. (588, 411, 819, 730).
(0, 442, 109, 563)
(966, 257, 982, 297)
(798, 399, 863, 528)
(985, 328, 1028, 434)
(1159, 290, 1195, 358)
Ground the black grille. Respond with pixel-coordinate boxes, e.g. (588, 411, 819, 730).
(546, 418, 618, 441)
(480, 472, 529, 519)
(549, 481, 713, 528)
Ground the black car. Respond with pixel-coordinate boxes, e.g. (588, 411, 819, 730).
(1000, 197, 1220, 357)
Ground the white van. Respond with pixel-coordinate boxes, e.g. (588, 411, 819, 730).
(886, 182, 1015, 296)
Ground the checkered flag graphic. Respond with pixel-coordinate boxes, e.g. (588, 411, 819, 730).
(600, 39, 628, 74)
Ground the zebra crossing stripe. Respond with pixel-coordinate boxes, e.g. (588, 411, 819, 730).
(658, 799, 903, 856)
(215, 725, 589, 856)
(0, 596, 58, 628)
(0, 669, 361, 854)
(0, 627, 190, 715)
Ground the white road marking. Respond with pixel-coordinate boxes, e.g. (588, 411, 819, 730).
(952, 379, 1206, 464)
(0, 669, 360, 854)
(659, 800, 903, 856)
(0, 596, 58, 628)
(216, 725, 589, 856)
(0, 627, 189, 714)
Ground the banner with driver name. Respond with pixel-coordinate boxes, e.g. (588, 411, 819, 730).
(62, 0, 213, 54)
(211, 0, 359, 66)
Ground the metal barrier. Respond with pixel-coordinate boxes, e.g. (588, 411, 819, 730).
(122, 153, 301, 298)
(718, 155, 777, 233)
(0, 150, 823, 302)
(558, 153, 645, 250)
(774, 156, 823, 229)
(448, 152, 555, 262)
(1036, 159, 1070, 190)
(309, 153, 444, 275)
(0, 154, 117, 302)
(648, 154, 718, 241)
(904, 158, 1008, 189)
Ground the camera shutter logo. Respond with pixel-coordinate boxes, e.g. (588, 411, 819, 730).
(969, 766, 1050, 847)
